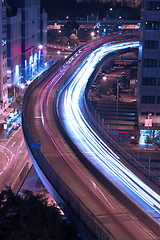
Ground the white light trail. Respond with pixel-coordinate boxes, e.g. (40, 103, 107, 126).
(57, 41, 160, 221)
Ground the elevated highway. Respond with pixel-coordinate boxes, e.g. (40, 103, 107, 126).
(22, 33, 160, 240)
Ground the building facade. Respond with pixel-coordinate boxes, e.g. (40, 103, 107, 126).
(40, 9, 47, 62)
(7, 0, 47, 84)
(138, 0, 160, 144)
(7, 7, 22, 87)
(0, 0, 8, 114)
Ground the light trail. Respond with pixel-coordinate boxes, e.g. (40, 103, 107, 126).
(57, 41, 160, 222)
(0, 145, 15, 175)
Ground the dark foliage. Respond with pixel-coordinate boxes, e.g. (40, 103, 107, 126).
(0, 186, 82, 240)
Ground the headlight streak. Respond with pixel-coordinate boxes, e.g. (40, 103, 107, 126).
(58, 41, 160, 218)
(0, 145, 15, 175)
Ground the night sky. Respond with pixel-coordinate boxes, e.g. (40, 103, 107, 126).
(40, 0, 140, 21)
(41, 0, 77, 19)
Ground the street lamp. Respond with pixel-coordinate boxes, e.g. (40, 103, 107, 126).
(21, 84, 25, 90)
(116, 78, 120, 142)
(146, 113, 152, 148)
(102, 76, 107, 81)
(91, 32, 95, 38)
(44, 62, 48, 67)
(38, 44, 43, 50)
(38, 44, 43, 70)
(27, 80, 31, 85)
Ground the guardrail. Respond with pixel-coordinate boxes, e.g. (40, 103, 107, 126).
(22, 35, 160, 239)
(22, 59, 117, 240)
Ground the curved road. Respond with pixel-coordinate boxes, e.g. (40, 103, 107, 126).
(23, 34, 160, 240)
(57, 41, 160, 222)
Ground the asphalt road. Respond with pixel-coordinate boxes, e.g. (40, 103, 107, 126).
(23, 33, 159, 239)
(0, 127, 32, 193)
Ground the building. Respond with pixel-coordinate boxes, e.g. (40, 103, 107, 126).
(138, 0, 160, 145)
(7, 7, 22, 88)
(40, 9, 47, 62)
(7, 0, 47, 83)
(0, 0, 8, 114)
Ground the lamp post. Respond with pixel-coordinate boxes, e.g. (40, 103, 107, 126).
(13, 86, 16, 111)
(147, 113, 152, 148)
(38, 44, 43, 70)
(116, 78, 119, 140)
(90, 31, 95, 39)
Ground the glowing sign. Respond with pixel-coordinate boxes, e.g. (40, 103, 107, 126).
(145, 119, 152, 127)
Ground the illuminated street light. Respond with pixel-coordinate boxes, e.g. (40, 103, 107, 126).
(38, 44, 43, 50)
(91, 32, 95, 37)
(116, 78, 120, 139)
(146, 113, 152, 148)
(21, 84, 25, 89)
(102, 76, 107, 81)
(57, 50, 61, 55)
(27, 80, 31, 85)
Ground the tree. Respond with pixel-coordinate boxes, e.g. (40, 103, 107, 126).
(0, 186, 82, 240)
(60, 36, 69, 49)
(69, 33, 79, 47)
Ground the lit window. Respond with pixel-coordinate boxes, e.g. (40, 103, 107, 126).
(146, 21, 159, 30)
(147, 2, 160, 10)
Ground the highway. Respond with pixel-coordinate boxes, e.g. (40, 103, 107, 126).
(0, 128, 31, 193)
(57, 41, 160, 221)
(22, 33, 160, 240)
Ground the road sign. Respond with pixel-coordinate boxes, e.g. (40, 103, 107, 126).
(32, 141, 41, 148)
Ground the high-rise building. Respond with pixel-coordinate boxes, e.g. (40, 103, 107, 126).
(40, 9, 47, 62)
(0, 0, 8, 114)
(7, 0, 47, 82)
(138, 0, 160, 144)
(7, 7, 22, 87)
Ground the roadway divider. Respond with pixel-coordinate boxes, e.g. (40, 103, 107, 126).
(53, 85, 160, 237)
(22, 114, 117, 240)
(23, 34, 158, 240)
(22, 57, 117, 240)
